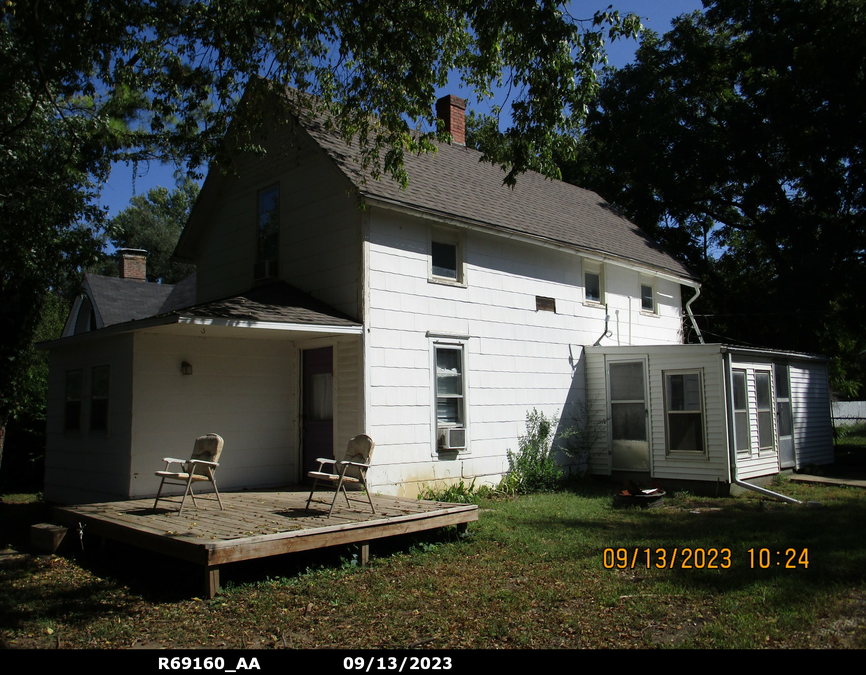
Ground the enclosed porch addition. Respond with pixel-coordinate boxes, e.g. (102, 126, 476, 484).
(584, 344, 833, 490)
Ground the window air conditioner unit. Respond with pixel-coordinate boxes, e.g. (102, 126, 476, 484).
(438, 427, 466, 450)
(254, 259, 278, 281)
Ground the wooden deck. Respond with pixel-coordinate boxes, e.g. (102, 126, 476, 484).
(51, 488, 478, 597)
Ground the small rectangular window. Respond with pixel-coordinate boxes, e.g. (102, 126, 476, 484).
(665, 371, 704, 453)
(435, 346, 464, 426)
(732, 370, 750, 453)
(536, 296, 556, 312)
(431, 241, 458, 280)
(65, 370, 83, 432)
(585, 271, 601, 304)
(641, 283, 655, 312)
(90, 365, 110, 432)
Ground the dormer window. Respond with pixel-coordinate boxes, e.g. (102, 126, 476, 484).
(255, 184, 280, 281)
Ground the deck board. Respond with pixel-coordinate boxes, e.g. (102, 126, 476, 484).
(51, 487, 478, 596)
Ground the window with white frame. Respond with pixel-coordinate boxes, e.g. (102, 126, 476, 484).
(584, 262, 603, 304)
(755, 371, 775, 451)
(640, 279, 655, 313)
(429, 231, 463, 284)
(64, 369, 83, 432)
(435, 345, 464, 427)
(255, 184, 279, 280)
(732, 369, 750, 453)
(664, 370, 705, 453)
(90, 365, 110, 432)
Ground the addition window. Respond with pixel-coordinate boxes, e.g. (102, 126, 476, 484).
(584, 262, 603, 304)
(90, 365, 110, 432)
(664, 371, 705, 453)
(755, 371, 774, 451)
(64, 370, 83, 432)
(732, 370, 750, 453)
(435, 345, 464, 427)
(255, 184, 279, 280)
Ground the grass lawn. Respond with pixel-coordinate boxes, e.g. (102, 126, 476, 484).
(1, 474, 865, 650)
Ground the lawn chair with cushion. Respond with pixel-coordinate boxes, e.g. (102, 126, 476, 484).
(305, 434, 375, 517)
(154, 433, 225, 515)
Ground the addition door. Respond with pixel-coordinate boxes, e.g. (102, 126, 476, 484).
(775, 363, 796, 469)
(608, 360, 650, 472)
(302, 347, 334, 478)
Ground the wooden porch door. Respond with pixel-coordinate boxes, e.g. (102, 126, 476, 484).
(302, 347, 334, 478)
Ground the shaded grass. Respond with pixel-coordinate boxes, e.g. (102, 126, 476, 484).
(1, 481, 865, 649)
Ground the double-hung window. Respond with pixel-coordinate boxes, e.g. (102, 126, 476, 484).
(435, 345, 464, 427)
(664, 371, 705, 453)
(90, 365, 110, 432)
(64, 370, 83, 432)
(640, 279, 656, 313)
(255, 184, 280, 280)
(429, 230, 463, 284)
(584, 262, 603, 305)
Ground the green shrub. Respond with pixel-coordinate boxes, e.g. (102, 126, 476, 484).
(501, 409, 565, 494)
(417, 478, 494, 504)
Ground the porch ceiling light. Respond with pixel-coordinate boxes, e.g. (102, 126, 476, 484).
(181, 361, 193, 376)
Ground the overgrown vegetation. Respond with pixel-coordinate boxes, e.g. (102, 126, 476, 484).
(501, 409, 565, 495)
(2, 481, 865, 649)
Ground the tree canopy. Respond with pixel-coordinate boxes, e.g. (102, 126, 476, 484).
(106, 180, 199, 284)
(0, 1, 642, 466)
(565, 0, 866, 394)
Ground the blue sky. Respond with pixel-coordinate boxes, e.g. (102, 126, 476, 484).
(98, 1, 704, 219)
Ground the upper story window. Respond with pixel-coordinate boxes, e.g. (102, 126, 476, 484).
(584, 262, 604, 305)
(255, 185, 280, 281)
(640, 280, 655, 313)
(429, 229, 464, 284)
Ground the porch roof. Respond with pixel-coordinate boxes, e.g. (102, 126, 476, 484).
(41, 281, 362, 349)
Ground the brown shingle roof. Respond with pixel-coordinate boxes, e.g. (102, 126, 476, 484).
(300, 111, 696, 280)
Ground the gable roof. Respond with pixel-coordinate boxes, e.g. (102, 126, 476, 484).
(298, 102, 696, 281)
(84, 273, 176, 328)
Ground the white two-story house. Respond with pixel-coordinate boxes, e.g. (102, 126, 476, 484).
(43, 91, 832, 504)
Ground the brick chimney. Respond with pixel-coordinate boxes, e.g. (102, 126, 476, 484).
(436, 95, 467, 146)
(118, 248, 147, 281)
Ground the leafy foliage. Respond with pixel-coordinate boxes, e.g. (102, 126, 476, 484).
(501, 409, 565, 494)
(106, 179, 199, 284)
(565, 0, 866, 394)
(417, 478, 494, 504)
(0, 1, 642, 473)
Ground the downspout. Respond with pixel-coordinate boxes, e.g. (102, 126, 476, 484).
(724, 352, 803, 505)
(593, 304, 612, 346)
(684, 285, 705, 344)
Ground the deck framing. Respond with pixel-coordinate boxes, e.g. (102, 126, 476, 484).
(51, 489, 478, 597)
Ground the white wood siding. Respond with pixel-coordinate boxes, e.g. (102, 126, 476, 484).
(128, 331, 299, 498)
(364, 209, 686, 496)
(194, 122, 362, 318)
(790, 361, 834, 467)
(44, 334, 135, 504)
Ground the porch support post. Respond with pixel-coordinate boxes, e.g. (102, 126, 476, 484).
(359, 542, 370, 566)
(206, 565, 220, 598)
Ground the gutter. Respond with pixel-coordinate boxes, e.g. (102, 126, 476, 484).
(684, 285, 705, 344)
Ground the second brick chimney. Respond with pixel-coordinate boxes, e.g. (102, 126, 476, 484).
(436, 95, 467, 146)
(118, 248, 147, 281)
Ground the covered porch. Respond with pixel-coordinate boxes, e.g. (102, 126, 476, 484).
(50, 487, 478, 598)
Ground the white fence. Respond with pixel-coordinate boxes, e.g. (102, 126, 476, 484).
(832, 401, 866, 428)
